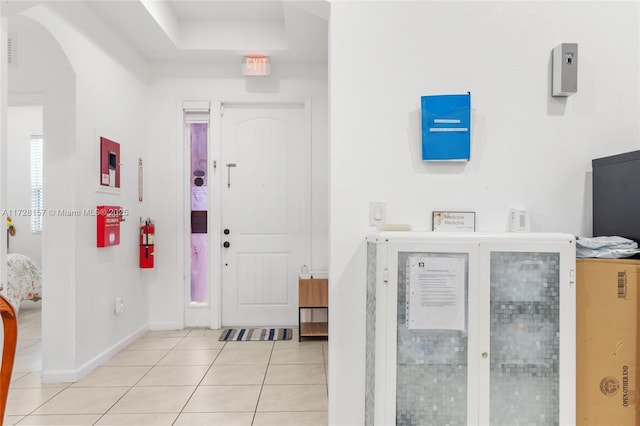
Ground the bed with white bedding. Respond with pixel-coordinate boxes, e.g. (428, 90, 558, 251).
(0, 253, 42, 312)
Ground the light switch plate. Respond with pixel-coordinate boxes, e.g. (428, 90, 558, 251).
(369, 201, 386, 226)
(114, 297, 124, 314)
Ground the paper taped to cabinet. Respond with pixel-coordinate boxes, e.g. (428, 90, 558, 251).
(407, 255, 466, 331)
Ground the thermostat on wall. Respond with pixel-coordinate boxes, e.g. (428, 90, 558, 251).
(509, 208, 530, 232)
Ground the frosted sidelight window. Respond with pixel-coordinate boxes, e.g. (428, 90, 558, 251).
(396, 251, 469, 426)
(489, 251, 560, 425)
(188, 122, 209, 304)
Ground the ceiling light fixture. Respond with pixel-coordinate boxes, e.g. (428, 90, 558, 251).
(242, 56, 271, 77)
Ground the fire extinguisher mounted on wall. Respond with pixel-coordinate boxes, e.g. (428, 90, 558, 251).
(140, 217, 155, 268)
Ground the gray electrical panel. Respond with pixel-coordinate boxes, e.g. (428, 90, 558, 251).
(552, 43, 578, 97)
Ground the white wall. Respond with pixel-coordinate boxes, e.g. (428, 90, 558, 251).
(6, 105, 42, 266)
(13, 3, 151, 379)
(7, 13, 78, 375)
(146, 62, 329, 329)
(328, 1, 640, 424)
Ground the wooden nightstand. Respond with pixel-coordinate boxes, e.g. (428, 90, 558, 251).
(298, 277, 328, 341)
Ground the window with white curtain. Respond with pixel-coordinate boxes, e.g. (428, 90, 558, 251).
(30, 135, 43, 233)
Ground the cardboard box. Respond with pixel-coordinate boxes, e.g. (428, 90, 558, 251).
(577, 258, 640, 425)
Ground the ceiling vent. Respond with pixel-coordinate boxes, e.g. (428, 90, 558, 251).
(7, 33, 16, 67)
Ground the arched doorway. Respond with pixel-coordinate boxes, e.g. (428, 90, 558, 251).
(3, 13, 76, 381)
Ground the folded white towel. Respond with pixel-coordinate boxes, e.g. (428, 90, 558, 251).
(576, 236, 638, 249)
(576, 236, 640, 258)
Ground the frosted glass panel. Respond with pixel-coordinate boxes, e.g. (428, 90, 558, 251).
(489, 251, 560, 425)
(190, 122, 208, 304)
(396, 252, 468, 426)
(365, 242, 377, 426)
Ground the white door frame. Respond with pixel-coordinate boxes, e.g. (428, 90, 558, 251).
(178, 96, 312, 330)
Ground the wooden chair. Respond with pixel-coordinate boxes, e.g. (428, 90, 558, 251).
(0, 294, 17, 425)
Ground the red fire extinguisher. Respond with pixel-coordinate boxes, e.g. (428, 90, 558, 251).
(140, 218, 155, 268)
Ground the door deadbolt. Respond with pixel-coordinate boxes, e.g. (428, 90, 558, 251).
(224, 229, 230, 235)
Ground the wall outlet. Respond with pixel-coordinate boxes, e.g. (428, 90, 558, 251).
(114, 297, 124, 314)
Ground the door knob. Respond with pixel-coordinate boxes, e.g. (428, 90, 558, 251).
(224, 228, 230, 235)
(223, 241, 230, 248)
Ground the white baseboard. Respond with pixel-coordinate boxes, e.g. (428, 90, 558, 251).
(148, 321, 182, 331)
(41, 325, 149, 383)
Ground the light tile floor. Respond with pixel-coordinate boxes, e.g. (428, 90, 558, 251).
(4, 303, 328, 426)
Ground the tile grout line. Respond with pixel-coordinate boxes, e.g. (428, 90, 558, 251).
(250, 340, 275, 426)
(91, 330, 192, 425)
(168, 329, 227, 426)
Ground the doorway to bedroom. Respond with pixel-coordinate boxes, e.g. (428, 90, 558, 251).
(5, 104, 44, 373)
(7, 105, 43, 270)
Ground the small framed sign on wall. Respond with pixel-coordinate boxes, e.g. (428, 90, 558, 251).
(432, 211, 476, 232)
(100, 137, 120, 188)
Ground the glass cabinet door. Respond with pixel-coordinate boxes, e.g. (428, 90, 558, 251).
(488, 251, 560, 425)
(395, 251, 471, 426)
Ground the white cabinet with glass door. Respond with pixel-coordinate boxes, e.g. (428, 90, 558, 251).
(365, 232, 576, 426)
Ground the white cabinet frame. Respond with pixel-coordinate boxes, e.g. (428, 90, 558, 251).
(366, 232, 576, 426)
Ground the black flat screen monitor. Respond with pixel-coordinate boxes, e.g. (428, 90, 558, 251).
(592, 150, 640, 243)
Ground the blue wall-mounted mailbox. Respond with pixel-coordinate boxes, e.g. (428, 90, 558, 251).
(421, 93, 471, 161)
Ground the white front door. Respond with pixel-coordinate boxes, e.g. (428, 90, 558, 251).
(220, 102, 310, 326)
